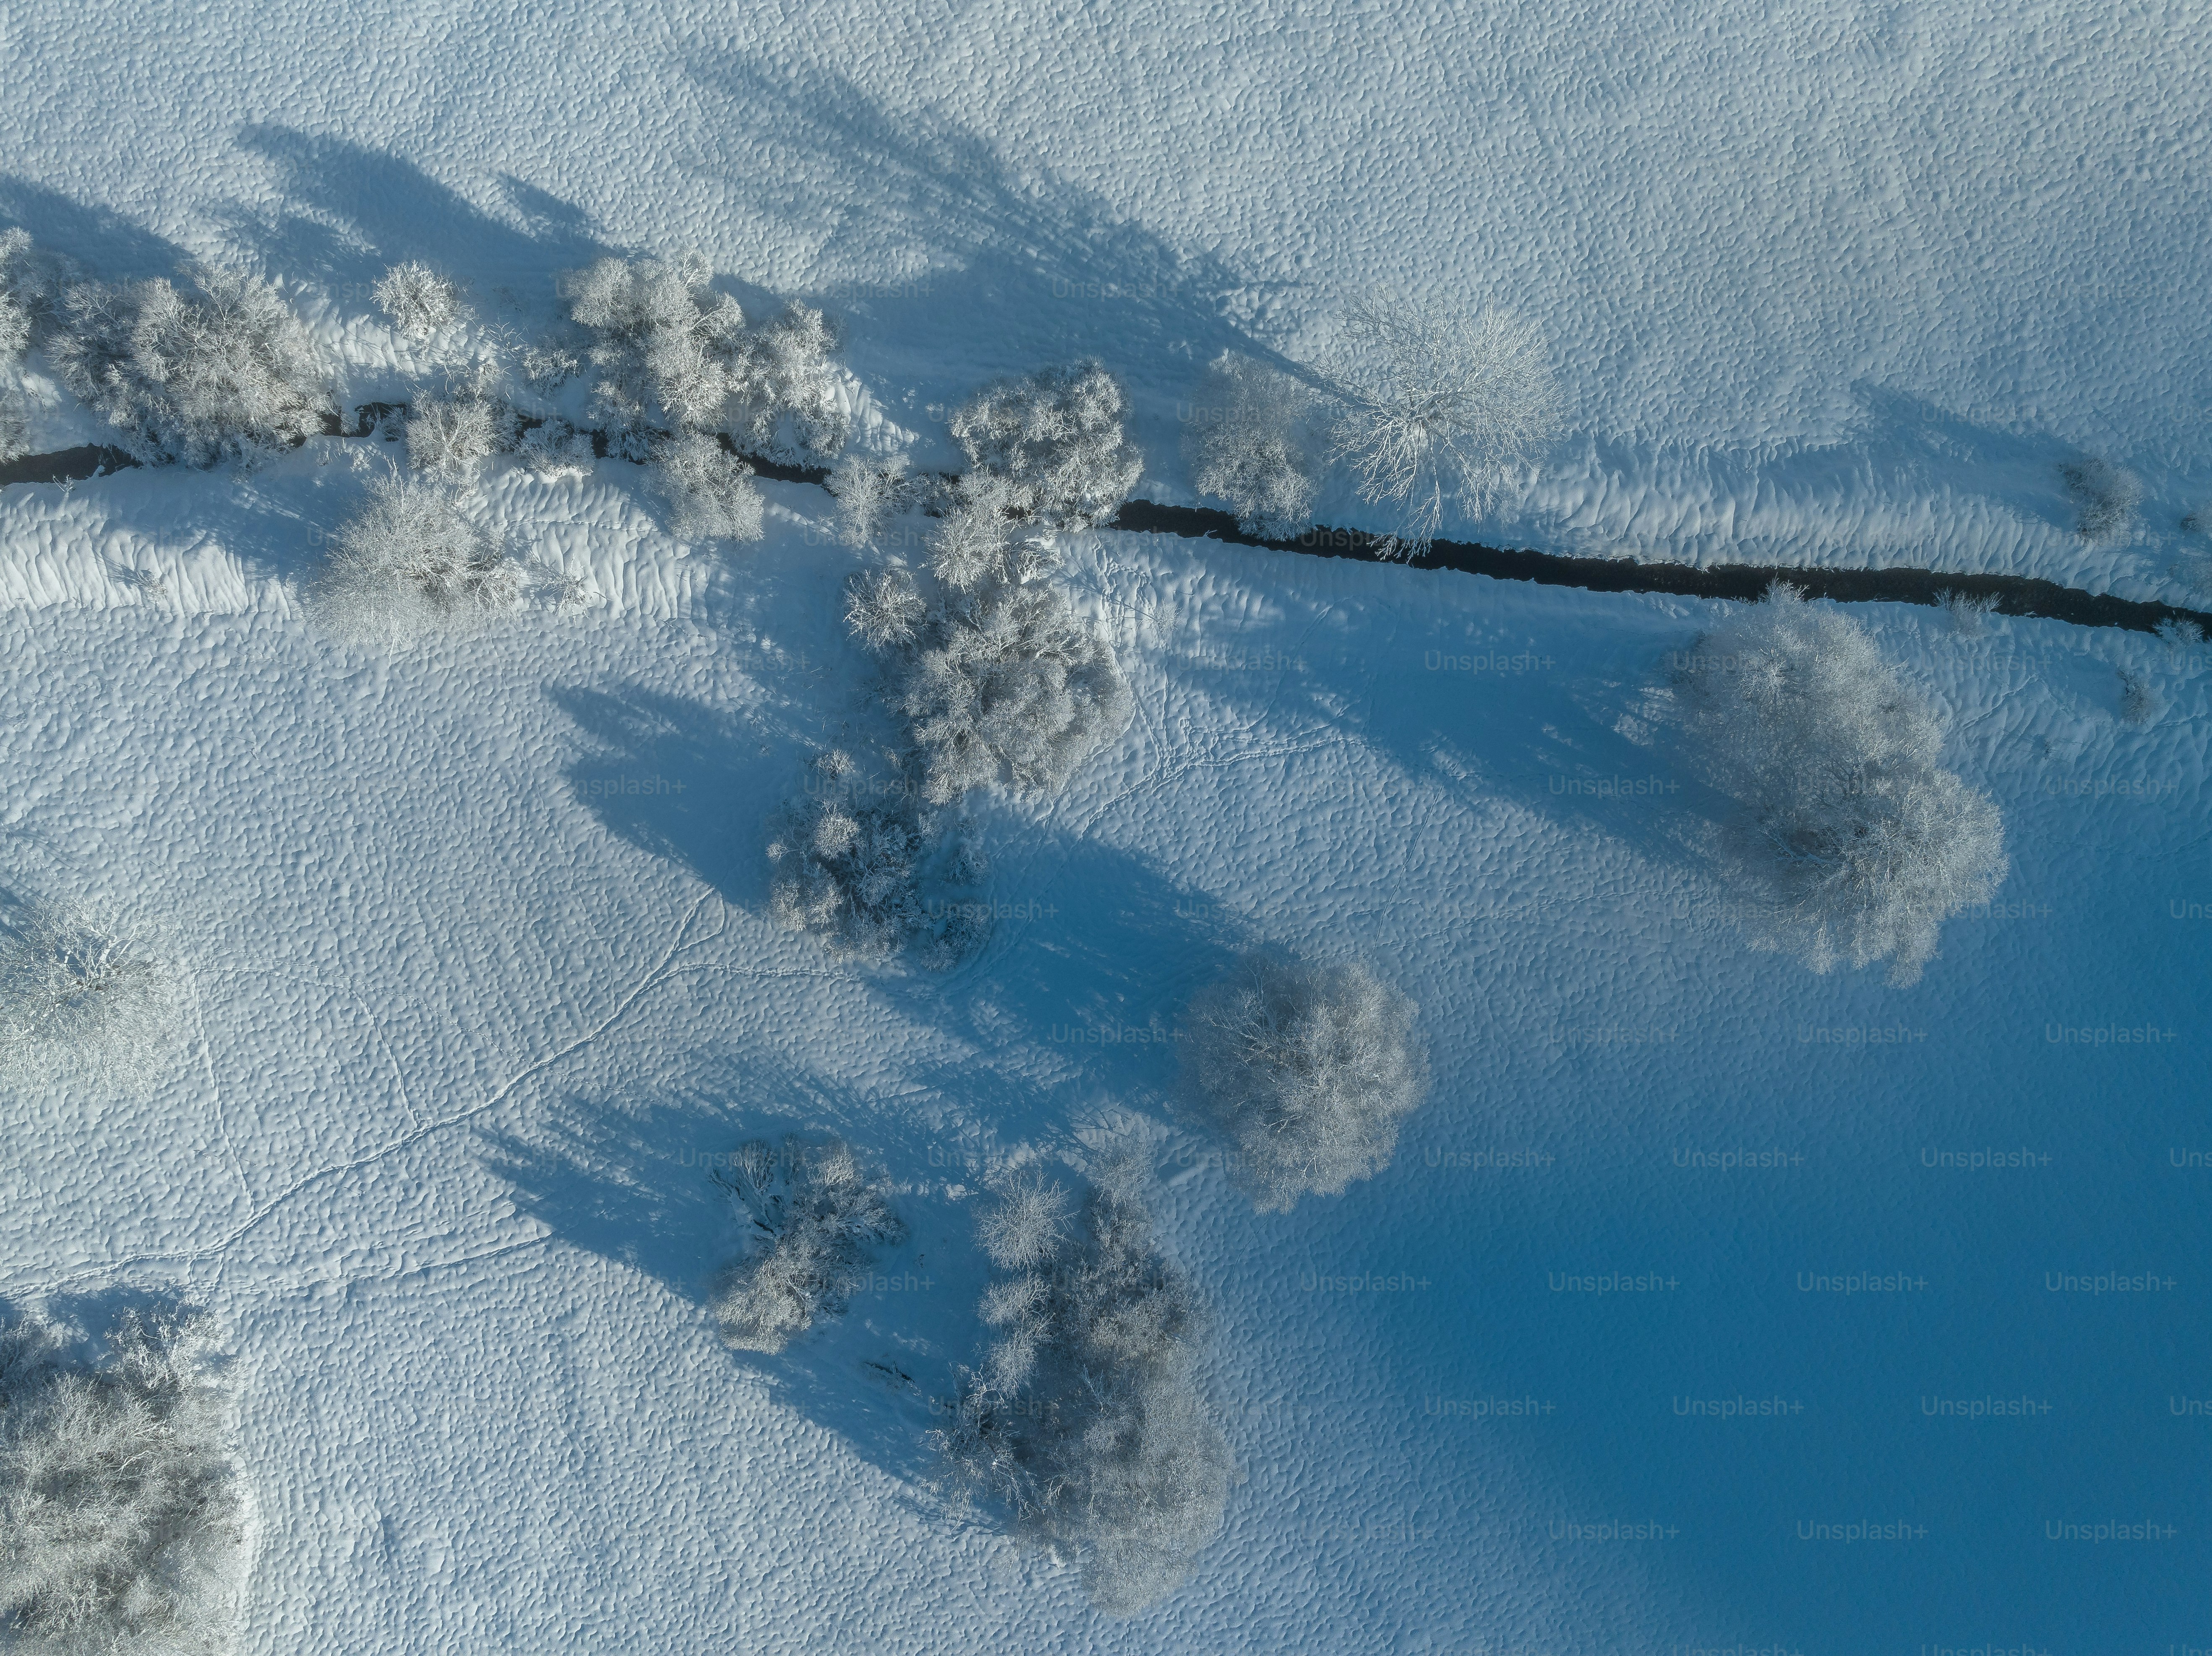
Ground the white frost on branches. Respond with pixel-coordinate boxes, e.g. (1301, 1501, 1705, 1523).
(1321, 291, 1563, 555)
(826, 452, 910, 548)
(948, 360, 1142, 530)
(1673, 584, 2008, 985)
(311, 474, 523, 647)
(934, 1161, 1234, 1614)
(0, 1305, 245, 1656)
(654, 433, 765, 542)
(1185, 353, 1318, 539)
(53, 267, 333, 467)
(2060, 457, 2142, 543)
(1181, 953, 1429, 1212)
(0, 898, 183, 1095)
(370, 262, 465, 338)
(843, 567, 926, 653)
(709, 1137, 905, 1353)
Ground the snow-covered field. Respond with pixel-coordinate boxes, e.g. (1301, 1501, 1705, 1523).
(3, 2, 2208, 1650)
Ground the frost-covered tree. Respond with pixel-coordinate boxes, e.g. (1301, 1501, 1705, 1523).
(52, 266, 334, 467)
(404, 393, 504, 482)
(1674, 584, 2009, 986)
(934, 1159, 1234, 1614)
(565, 254, 749, 450)
(826, 452, 910, 548)
(312, 474, 522, 646)
(0, 230, 38, 365)
(948, 360, 1143, 529)
(2061, 457, 2142, 543)
(710, 1136, 906, 1353)
(730, 302, 848, 460)
(655, 432, 765, 542)
(0, 898, 183, 1095)
(923, 472, 1059, 594)
(0, 1305, 245, 1655)
(1181, 952, 1429, 1212)
(515, 415, 594, 475)
(1185, 354, 1318, 539)
(897, 578, 1133, 805)
(370, 261, 465, 338)
(766, 750, 986, 965)
(1321, 291, 1563, 555)
(843, 567, 926, 653)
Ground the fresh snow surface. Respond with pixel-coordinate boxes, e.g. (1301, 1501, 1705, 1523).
(3, 3, 2208, 1649)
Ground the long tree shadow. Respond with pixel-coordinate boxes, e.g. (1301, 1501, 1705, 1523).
(0, 176, 195, 280)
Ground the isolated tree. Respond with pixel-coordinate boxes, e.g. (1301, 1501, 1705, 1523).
(2061, 457, 2141, 542)
(949, 360, 1143, 529)
(1186, 353, 1318, 539)
(0, 1305, 245, 1655)
(371, 261, 465, 337)
(53, 266, 334, 466)
(1181, 952, 1429, 1212)
(0, 898, 183, 1094)
(1673, 584, 2008, 985)
(1322, 291, 1562, 555)
(935, 1158, 1234, 1613)
(710, 1136, 905, 1352)
(312, 474, 523, 646)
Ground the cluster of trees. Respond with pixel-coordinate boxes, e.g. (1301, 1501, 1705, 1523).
(0, 1305, 244, 1655)
(709, 1137, 906, 1354)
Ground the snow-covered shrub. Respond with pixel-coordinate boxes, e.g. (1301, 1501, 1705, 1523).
(312, 475, 522, 646)
(404, 393, 503, 482)
(934, 1159, 1234, 1614)
(0, 398, 26, 465)
(52, 266, 334, 467)
(766, 750, 986, 965)
(0, 899, 183, 1095)
(843, 567, 926, 653)
(1185, 354, 1317, 539)
(827, 452, 910, 547)
(519, 333, 583, 390)
(565, 254, 749, 448)
(2118, 668, 2161, 725)
(0, 1304, 244, 1655)
(370, 261, 464, 338)
(654, 432, 765, 542)
(2061, 457, 2142, 542)
(1674, 584, 2009, 986)
(730, 302, 848, 460)
(898, 578, 1134, 805)
(515, 415, 595, 476)
(709, 1136, 905, 1353)
(1936, 588, 1999, 636)
(1322, 291, 1563, 555)
(948, 360, 1142, 529)
(1181, 953, 1429, 1213)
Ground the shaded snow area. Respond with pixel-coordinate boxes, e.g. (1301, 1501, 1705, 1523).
(2, 504, 2207, 1648)
(3, 0, 2209, 1648)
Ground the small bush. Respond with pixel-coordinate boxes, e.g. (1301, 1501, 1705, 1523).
(515, 415, 595, 476)
(1186, 354, 1318, 539)
(654, 433, 765, 542)
(1181, 953, 1429, 1212)
(1674, 584, 2008, 985)
(2118, 668, 2161, 725)
(2061, 457, 2142, 542)
(1936, 588, 1999, 636)
(1322, 291, 1563, 555)
(730, 302, 848, 460)
(371, 261, 465, 337)
(404, 393, 504, 482)
(948, 360, 1142, 529)
(312, 475, 522, 646)
(0, 397, 26, 465)
(709, 1136, 905, 1353)
(766, 751, 986, 965)
(53, 267, 334, 467)
(0, 899, 183, 1095)
(0, 1304, 244, 1655)
(897, 578, 1133, 805)
(843, 567, 926, 653)
(934, 1160, 1234, 1614)
(826, 452, 910, 548)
